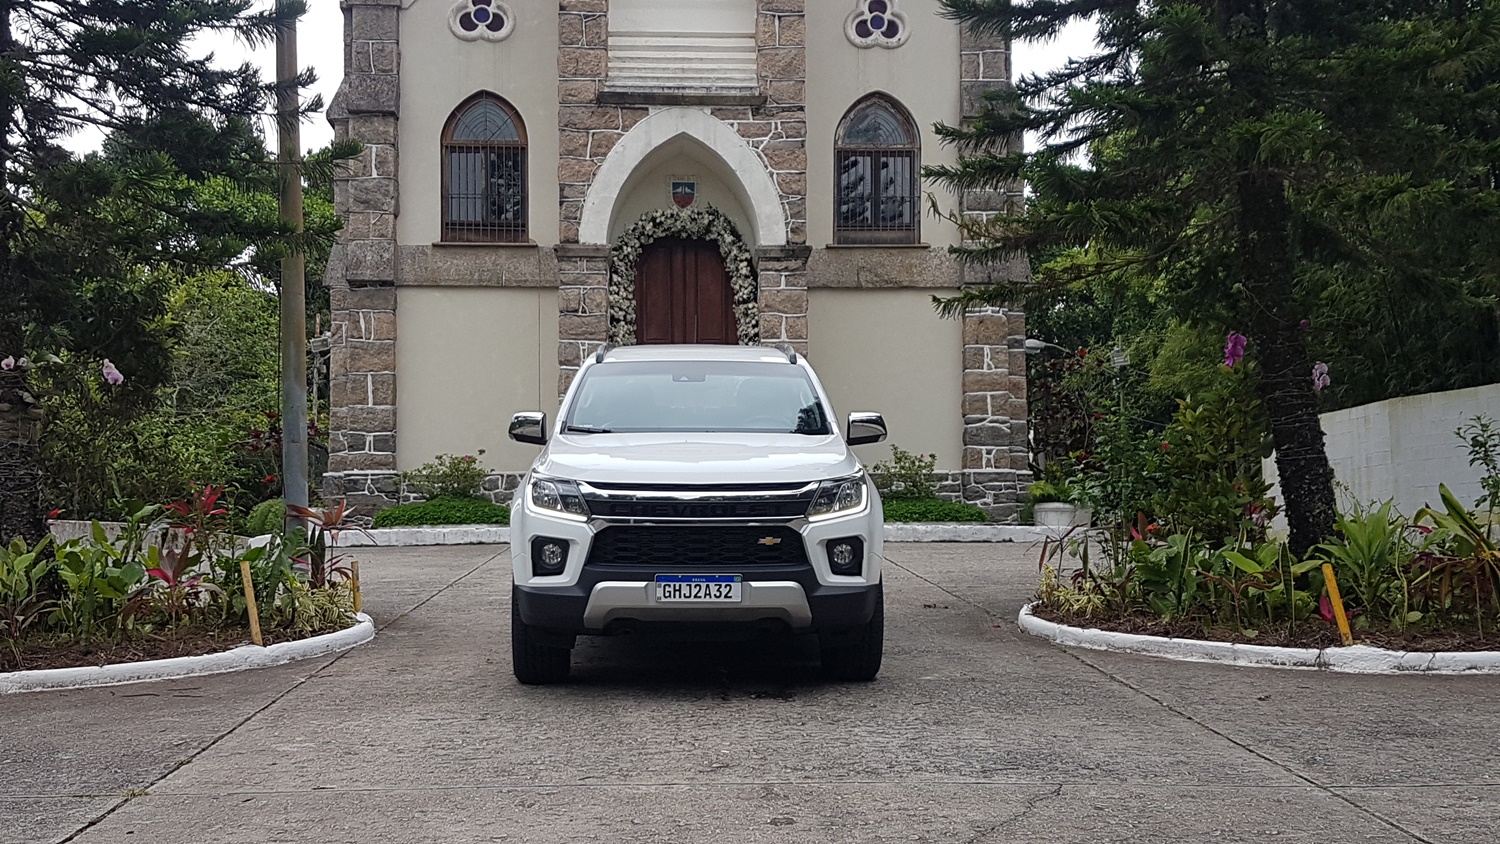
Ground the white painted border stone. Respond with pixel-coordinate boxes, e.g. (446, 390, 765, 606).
(1017, 603, 1500, 675)
(1, 614, 375, 695)
(332, 524, 1053, 547)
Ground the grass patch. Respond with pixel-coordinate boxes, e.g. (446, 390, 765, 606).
(372, 497, 511, 528)
(883, 498, 990, 523)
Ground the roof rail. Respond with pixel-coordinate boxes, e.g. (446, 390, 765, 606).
(774, 344, 798, 364)
(594, 343, 616, 364)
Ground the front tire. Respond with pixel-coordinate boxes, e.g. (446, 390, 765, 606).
(512, 587, 572, 685)
(820, 587, 884, 681)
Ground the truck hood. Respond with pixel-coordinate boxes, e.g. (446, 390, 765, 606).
(533, 433, 860, 485)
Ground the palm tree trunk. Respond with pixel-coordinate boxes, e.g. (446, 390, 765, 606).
(0, 0, 44, 546)
(1237, 168, 1337, 555)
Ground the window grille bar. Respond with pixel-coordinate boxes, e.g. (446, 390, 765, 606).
(835, 148, 918, 244)
(443, 143, 528, 242)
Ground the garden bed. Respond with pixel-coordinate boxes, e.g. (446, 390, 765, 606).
(1018, 604, 1500, 674)
(2, 617, 360, 673)
(1, 614, 374, 694)
(1028, 603, 1500, 652)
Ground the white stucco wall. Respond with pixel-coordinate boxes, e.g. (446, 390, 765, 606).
(1264, 383, 1500, 518)
(396, 288, 560, 473)
(805, 0, 963, 249)
(397, 2, 560, 246)
(808, 289, 963, 469)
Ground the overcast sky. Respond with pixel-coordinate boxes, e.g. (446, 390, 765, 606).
(73, 6, 1095, 155)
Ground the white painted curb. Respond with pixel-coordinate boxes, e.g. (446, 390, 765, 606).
(1017, 603, 1500, 674)
(1, 613, 376, 695)
(884, 524, 1053, 543)
(334, 526, 511, 547)
(333, 523, 1057, 547)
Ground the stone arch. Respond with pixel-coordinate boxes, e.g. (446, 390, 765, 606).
(580, 107, 788, 247)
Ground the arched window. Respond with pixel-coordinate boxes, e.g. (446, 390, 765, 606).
(442, 93, 528, 242)
(835, 95, 920, 244)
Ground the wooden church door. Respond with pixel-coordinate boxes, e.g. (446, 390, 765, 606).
(634, 238, 738, 345)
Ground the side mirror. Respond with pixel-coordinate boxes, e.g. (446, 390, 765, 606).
(509, 412, 548, 446)
(847, 412, 888, 446)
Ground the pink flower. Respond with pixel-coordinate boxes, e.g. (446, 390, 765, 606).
(1312, 362, 1331, 392)
(0, 356, 12, 371)
(102, 359, 125, 385)
(1299, 319, 1312, 330)
(1223, 332, 1248, 367)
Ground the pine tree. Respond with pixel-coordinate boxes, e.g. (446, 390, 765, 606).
(0, 1, 305, 544)
(931, 0, 1500, 554)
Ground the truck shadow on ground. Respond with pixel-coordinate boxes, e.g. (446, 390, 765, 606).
(544, 632, 843, 696)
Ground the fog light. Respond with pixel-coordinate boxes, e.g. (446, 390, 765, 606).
(828, 537, 864, 576)
(531, 537, 569, 576)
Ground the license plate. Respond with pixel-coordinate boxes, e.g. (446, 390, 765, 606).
(654, 574, 743, 603)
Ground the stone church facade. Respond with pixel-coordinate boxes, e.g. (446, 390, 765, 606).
(323, 0, 1031, 518)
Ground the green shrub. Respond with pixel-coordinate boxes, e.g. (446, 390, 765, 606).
(883, 498, 989, 523)
(372, 497, 511, 528)
(1026, 481, 1065, 503)
(397, 452, 490, 500)
(244, 498, 285, 537)
(871, 446, 939, 500)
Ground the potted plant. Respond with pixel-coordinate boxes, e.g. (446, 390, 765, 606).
(1028, 480, 1079, 529)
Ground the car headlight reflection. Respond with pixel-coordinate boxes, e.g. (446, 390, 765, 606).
(808, 475, 867, 519)
(530, 477, 590, 520)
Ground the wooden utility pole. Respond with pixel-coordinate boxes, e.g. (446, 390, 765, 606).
(277, 1, 309, 526)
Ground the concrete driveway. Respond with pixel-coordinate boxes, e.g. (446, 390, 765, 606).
(4, 543, 1499, 844)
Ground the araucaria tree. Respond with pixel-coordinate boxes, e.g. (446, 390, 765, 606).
(0, 1, 306, 544)
(931, 0, 1500, 554)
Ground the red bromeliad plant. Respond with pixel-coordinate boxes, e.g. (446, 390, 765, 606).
(127, 538, 223, 630)
(287, 500, 365, 589)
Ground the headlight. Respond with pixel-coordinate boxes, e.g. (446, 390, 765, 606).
(807, 475, 867, 519)
(529, 477, 590, 520)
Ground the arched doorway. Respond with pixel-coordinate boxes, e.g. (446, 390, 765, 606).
(634, 237, 737, 345)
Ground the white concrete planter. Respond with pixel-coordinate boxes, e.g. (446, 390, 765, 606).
(1017, 603, 1500, 675)
(1033, 503, 1093, 530)
(0, 613, 375, 695)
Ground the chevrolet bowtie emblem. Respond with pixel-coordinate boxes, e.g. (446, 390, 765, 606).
(758, 537, 782, 546)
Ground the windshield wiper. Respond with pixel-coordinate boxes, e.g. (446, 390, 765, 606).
(564, 425, 614, 434)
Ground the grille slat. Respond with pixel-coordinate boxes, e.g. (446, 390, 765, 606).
(586, 526, 810, 569)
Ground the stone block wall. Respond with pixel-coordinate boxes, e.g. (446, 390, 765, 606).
(325, 0, 402, 513)
(956, 22, 1030, 521)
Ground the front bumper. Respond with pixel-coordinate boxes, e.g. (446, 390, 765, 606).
(515, 563, 880, 635)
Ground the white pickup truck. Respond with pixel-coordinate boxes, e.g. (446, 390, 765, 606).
(507, 344, 887, 684)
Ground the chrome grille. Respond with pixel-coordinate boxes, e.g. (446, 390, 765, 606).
(580, 481, 817, 522)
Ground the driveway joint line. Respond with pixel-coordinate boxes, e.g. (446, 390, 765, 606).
(52, 551, 502, 844)
(881, 554, 1003, 621)
(1066, 649, 1437, 844)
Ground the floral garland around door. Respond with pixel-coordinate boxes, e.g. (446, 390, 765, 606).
(608, 206, 760, 346)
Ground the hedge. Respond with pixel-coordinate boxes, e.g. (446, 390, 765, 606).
(882, 498, 990, 523)
(371, 497, 511, 528)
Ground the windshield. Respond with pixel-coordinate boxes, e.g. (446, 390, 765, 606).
(564, 360, 833, 435)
